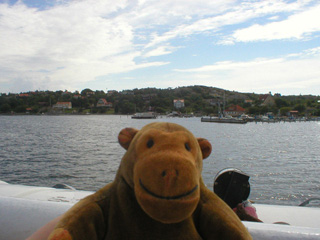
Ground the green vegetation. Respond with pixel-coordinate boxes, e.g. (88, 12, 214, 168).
(0, 86, 319, 117)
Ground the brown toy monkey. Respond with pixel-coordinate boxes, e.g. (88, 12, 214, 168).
(48, 122, 252, 240)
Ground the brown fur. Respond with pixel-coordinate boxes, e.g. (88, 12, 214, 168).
(48, 122, 252, 240)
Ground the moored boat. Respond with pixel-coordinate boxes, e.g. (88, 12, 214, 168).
(201, 116, 248, 124)
(131, 112, 157, 119)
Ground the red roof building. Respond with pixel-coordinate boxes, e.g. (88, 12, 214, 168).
(224, 105, 246, 117)
(96, 98, 113, 107)
(259, 92, 275, 106)
(53, 102, 72, 109)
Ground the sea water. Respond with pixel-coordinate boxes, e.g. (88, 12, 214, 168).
(1, 115, 319, 206)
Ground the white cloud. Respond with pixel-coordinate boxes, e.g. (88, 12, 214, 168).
(129, 0, 236, 27)
(0, 0, 320, 93)
(228, 3, 320, 43)
(0, 0, 168, 92)
(143, 46, 178, 57)
(173, 47, 320, 95)
(174, 58, 285, 72)
(0, 0, 236, 92)
(268, 15, 280, 21)
(146, 0, 316, 47)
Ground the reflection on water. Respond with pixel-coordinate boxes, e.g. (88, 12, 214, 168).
(0, 115, 319, 206)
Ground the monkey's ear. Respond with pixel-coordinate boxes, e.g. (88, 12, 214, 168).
(118, 128, 139, 150)
(197, 138, 212, 159)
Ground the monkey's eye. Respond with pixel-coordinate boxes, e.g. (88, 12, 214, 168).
(147, 139, 154, 148)
(185, 143, 191, 151)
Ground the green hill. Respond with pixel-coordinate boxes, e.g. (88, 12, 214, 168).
(1, 86, 319, 117)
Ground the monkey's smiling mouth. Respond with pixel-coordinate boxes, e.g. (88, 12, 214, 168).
(139, 179, 198, 200)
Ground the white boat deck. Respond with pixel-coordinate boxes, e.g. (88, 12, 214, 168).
(0, 181, 319, 240)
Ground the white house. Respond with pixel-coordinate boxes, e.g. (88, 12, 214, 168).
(96, 98, 113, 107)
(173, 99, 185, 109)
(52, 102, 72, 109)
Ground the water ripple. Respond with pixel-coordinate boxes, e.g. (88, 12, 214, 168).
(1, 115, 319, 205)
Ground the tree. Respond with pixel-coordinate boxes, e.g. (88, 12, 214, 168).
(81, 88, 93, 96)
(248, 106, 269, 115)
(275, 98, 289, 108)
(9, 98, 19, 109)
(280, 107, 291, 116)
(153, 107, 164, 113)
(204, 106, 216, 115)
(294, 104, 306, 113)
(119, 100, 135, 114)
(14, 105, 27, 113)
(0, 103, 11, 113)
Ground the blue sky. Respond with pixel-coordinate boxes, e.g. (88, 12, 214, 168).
(1, 0, 320, 95)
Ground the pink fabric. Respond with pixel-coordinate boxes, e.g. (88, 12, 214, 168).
(244, 206, 258, 218)
(233, 205, 258, 219)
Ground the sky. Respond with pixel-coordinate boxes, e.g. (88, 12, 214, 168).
(0, 0, 320, 95)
